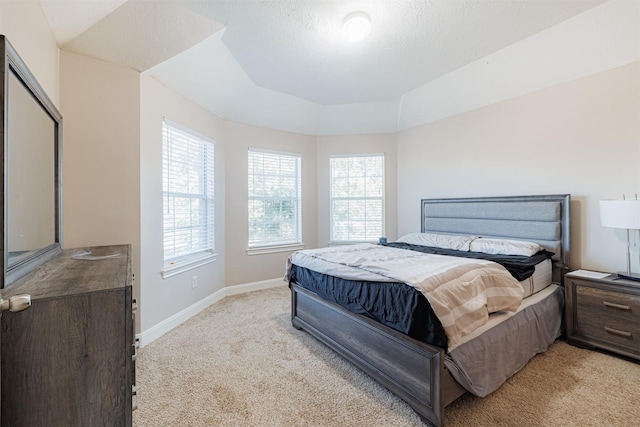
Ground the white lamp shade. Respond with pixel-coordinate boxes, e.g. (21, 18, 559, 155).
(599, 199, 640, 229)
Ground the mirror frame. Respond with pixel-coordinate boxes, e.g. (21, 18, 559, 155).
(1, 35, 63, 287)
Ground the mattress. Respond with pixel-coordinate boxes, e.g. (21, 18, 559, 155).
(520, 258, 551, 297)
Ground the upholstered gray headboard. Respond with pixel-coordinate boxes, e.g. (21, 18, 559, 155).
(421, 194, 570, 273)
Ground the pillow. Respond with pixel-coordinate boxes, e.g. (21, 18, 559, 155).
(396, 233, 475, 251)
(469, 237, 542, 256)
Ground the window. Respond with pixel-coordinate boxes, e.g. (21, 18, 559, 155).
(248, 148, 302, 252)
(162, 120, 215, 276)
(330, 154, 384, 243)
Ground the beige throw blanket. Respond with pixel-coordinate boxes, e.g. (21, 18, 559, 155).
(288, 244, 524, 348)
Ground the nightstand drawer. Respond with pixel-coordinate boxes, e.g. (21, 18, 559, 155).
(576, 284, 640, 323)
(566, 274, 640, 361)
(576, 310, 640, 351)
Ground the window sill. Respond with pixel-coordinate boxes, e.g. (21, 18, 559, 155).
(161, 253, 218, 279)
(247, 243, 304, 256)
(328, 240, 377, 246)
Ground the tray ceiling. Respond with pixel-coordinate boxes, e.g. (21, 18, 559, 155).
(38, 0, 635, 135)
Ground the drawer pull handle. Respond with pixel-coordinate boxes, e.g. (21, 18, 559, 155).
(604, 326, 632, 338)
(132, 387, 139, 411)
(603, 301, 631, 311)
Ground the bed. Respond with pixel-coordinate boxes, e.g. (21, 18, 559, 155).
(287, 194, 571, 426)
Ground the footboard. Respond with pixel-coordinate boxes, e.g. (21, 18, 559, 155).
(291, 282, 465, 426)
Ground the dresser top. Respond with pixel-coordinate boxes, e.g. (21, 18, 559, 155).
(1, 244, 131, 300)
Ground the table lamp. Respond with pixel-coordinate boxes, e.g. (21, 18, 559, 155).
(599, 198, 640, 281)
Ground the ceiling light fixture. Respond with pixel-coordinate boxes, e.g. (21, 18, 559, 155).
(342, 12, 371, 43)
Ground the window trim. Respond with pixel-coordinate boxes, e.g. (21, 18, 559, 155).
(161, 119, 216, 277)
(329, 153, 385, 244)
(246, 243, 304, 256)
(160, 252, 217, 279)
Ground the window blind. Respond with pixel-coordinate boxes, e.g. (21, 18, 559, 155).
(248, 148, 302, 248)
(330, 154, 384, 242)
(162, 121, 215, 265)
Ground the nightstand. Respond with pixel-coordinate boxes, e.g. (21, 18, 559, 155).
(565, 271, 640, 361)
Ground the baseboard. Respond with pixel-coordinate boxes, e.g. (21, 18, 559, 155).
(225, 277, 286, 296)
(136, 277, 286, 347)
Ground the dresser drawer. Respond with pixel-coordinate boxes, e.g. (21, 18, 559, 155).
(576, 310, 640, 351)
(575, 284, 640, 323)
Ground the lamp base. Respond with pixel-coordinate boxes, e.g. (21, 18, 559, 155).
(614, 271, 640, 282)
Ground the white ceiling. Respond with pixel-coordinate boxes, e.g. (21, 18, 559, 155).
(38, 0, 638, 135)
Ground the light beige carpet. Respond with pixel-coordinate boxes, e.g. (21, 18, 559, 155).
(133, 286, 640, 426)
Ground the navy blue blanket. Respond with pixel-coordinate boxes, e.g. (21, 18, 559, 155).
(289, 264, 448, 348)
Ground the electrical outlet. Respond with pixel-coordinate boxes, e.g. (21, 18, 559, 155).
(191, 275, 198, 288)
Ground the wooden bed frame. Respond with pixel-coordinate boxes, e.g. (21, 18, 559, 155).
(290, 194, 571, 426)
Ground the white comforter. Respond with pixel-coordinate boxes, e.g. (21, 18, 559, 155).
(287, 243, 524, 348)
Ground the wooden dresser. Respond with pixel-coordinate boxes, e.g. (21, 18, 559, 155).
(565, 271, 640, 361)
(0, 245, 135, 426)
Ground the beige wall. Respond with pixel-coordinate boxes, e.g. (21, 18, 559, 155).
(397, 62, 640, 274)
(0, 0, 59, 105)
(59, 51, 141, 317)
(224, 120, 317, 286)
(317, 134, 398, 245)
(140, 75, 226, 331)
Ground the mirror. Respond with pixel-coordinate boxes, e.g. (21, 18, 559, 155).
(1, 35, 62, 287)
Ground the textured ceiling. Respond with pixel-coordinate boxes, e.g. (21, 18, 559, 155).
(38, 0, 636, 135)
(182, 0, 606, 105)
(44, 0, 224, 73)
